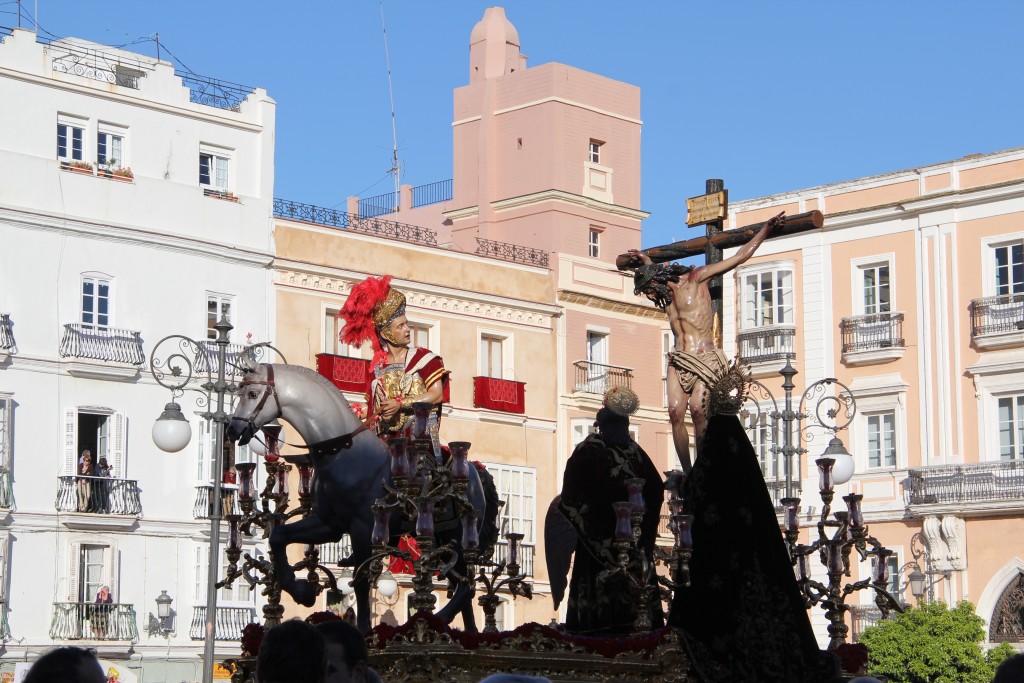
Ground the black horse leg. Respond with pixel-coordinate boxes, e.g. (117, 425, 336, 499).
(269, 516, 342, 608)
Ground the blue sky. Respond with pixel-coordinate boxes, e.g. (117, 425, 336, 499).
(6, 0, 1023, 248)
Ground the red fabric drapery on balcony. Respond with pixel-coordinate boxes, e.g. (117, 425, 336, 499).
(315, 353, 370, 394)
(473, 376, 526, 414)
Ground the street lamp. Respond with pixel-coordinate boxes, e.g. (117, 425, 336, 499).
(908, 568, 926, 601)
(149, 316, 239, 683)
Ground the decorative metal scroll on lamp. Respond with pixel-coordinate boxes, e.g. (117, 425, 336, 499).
(353, 401, 532, 633)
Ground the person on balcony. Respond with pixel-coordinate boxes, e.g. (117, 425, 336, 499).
(339, 275, 449, 461)
(76, 450, 95, 512)
(90, 586, 113, 639)
(94, 457, 112, 513)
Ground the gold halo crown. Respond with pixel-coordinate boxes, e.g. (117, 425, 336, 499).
(603, 386, 639, 417)
(371, 288, 407, 330)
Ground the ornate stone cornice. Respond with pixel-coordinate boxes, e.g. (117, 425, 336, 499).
(558, 290, 666, 320)
(444, 189, 650, 222)
(275, 267, 559, 330)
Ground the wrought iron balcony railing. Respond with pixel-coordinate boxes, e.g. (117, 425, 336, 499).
(970, 294, 1024, 338)
(50, 40, 152, 90)
(318, 535, 354, 566)
(849, 605, 884, 642)
(905, 461, 1024, 506)
(59, 324, 145, 365)
(412, 179, 453, 208)
(50, 602, 138, 641)
(189, 605, 258, 640)
(475, 237, 550, 267)
(175, 71, 255, 111)
(193, 484, 241, 520)
(0, 313, 16, 353)
(492, 541, 535, 577)
(840, 312, 906, 353)
(273, 198, 438, 246)
(0, 602, 8, 641)
(55, 476, 142, 516)
(358, 191, 398, 218)
(0, 468, 14, 510)
(194, 341, 247, 376)
(736, 326, 796, 365)
(573, 361, 633, 394)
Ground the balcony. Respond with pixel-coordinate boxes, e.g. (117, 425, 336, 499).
(905, 461, 1024, 512)
(189, 606, 258, 640)
(56, 476, 142, 528)
(840, 312, 906, 365)
(970, 294, 1024, 350)
(193, 484, 241, 520)
(0, 468, 14, 510)
(315, 353, 370, 394)
(492, 541, 535, 577)
(0, 313, 16, 357)
(59, 324, 144, 380)
(0, 603, 8, 641)
(50, 602, 138, 641)
(274, 198, 438, 247)
(318, 535, 353, 566)
(573, 361, 633, 395)
(412, 179, 453, 208)
(195, 341, 247, 377)
(736, 326, 795, 375)
(473, 377, 526, 415)
(849, 605, 884, 642)
(475, 237, 550, 268)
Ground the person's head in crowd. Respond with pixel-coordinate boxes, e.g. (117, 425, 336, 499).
(316, 619, 368, 683)
(993, 653, 1024, 683)
(256, 619, 326, 683)
(24, 647, 105, 683)
(478, 676, 553, 683)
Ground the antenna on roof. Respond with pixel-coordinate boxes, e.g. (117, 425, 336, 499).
(380, 2, 401, 210)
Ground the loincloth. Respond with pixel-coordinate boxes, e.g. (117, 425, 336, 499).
(668, 349, 749, 417)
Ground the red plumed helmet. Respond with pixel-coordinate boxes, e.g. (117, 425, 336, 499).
(339, 275, 393, 354)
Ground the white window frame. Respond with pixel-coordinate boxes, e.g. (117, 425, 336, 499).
(588, 140, 602, 164)
(80, 272, 113, 329)
(195, 545, 253, 605)
(737, 261, 795, 330)
(206, 292, 235, 341)
(0, 533, 7, 603)
(864, 410, 898, 469)
(862, 546, 904, 604)
(984, 234, 1024, 297)
(67, 537, 118, 603)
(406, 316, 439, 353)
(850, 254, 895, 316)
(851, 390, 906, 473)
(57, 114, 87, 163)
(995, 391, 1024, 462)
(64, 407, 127, 478)
(196, 417, 252, 485)
(588, 228, 602, 259)
(0, 393, 11, 471)
(323, 305, 368, 358)
(742, 403, 777, 480)
(485, 463, 536, 545)
(571, 417, 637, 449)
(96, 123, 128, 169)
(199, 144, 233, 192)
(477, 328, 514, 381)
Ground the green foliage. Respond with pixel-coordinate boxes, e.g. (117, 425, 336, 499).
(860, 600, 1015, 683)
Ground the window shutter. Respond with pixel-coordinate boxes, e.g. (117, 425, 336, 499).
(0, 396, 9, 470)
(111, 412, 127, 478)
(105, 543, 118, 602)
(64, 408, 78, 475)
(0, 535, 7, 602)
(68, 541, 82, 601)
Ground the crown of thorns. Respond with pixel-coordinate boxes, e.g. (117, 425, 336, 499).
(603, 386, 640, 417)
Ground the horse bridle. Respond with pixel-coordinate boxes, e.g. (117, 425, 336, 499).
(237, 366, 370, 456)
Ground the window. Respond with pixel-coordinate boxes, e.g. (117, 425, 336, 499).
(588, 140, 602, 164)
(588, 229, 601, 259)
(199, 148, 230, 190)
(486, 464, 536, 544)
(741, 267, 794, 328)
(571, 419, 598, 449)
(0, 394, 10, 470)
(860, 263, 891, 315)
(992, 241, 1024, 296)
(197, 419, 251, 483)
(587, 331, 608, 366)
(869, 551, 901, 600)
(207, 293, 234, 340)
(195, 546, 252, 603)
(64, 408, 126, 478)
(866, 411, 897, 468)
(68, 541, 116, 604)
(96, 130, 125, 167)
(409, 322, 430, 349)
(481, 335, 503, 379)
(81, 275, 111, 329)
(997, 394, 1024, 461)
(744, 409, 775, 479)
(57, 119, 85, 162)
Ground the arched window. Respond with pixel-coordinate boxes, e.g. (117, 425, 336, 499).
(990, 571, 1024, 642)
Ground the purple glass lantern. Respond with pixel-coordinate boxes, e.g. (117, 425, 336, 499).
(827, 544, 844, 574)
(297, 464, 314, 498)
(227, 515, 242, 552)
(461, 511, 480, 550)
(796, 550, 810, 582)
(412, 402, 432, 439)
(236, 463, 258, 501)
(449, 442, 471, 481)
(275, 466, 289, 496)
(388, 438, 409, 478)
(817, 457, 836, 494)
(624, 478, 645, 514)
(873, 549, 892, 584)
(845, 493, 864, 528)
(506, 532, 523, 567)
(262, 423, 283, 458)
(782, 498, 800, 533)
(371, 505, 391, 546)
(415, 497, 435, 537)
(613, 502, 634, 541)
(673, 513, 694, 551)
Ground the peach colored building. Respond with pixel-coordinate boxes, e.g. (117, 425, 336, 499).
(271, 6, 673, 629)
(720, 146, 1024, 649)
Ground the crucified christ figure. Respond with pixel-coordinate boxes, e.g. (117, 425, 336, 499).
(626, 211, 784, 473)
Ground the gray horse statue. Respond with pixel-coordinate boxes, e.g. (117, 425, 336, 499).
(225, 362, 498, 632)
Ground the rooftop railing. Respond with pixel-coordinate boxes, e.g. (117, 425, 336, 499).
(840, 312, 905, 353)
(50, 602, 138, 641)
(59, 324, 145, 365)
(573, 360, 633, 394)
(49, 40, 153, 90)
(0, 314, 15, 353)
(358, 191, 398, 219)
(970, 293, 1024, 338)
(175, 70, 255, 111)
(55, 476, 142, 516)
(475, 237, 550, 267)
(905, 461, 1024, 506)
(274, 198, 438, 247)
(189, 606, 258, 640)
(411, 179, 453, 208)
(737, 325, 796, 365)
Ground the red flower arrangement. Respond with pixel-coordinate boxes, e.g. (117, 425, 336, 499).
(305, 610, 344, 626)
(835, 642, 868, 674)
(240, 622, 265, 657)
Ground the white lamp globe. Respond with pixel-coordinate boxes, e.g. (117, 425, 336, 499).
(338, 568, 355, 596)
(377, 570, 399, 598)
(823, 437, 856, 485)
(247, 435, 267, 457)
(152, 402, 192, 453)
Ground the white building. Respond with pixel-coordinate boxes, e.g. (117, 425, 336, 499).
(0, 28, 275, 680)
